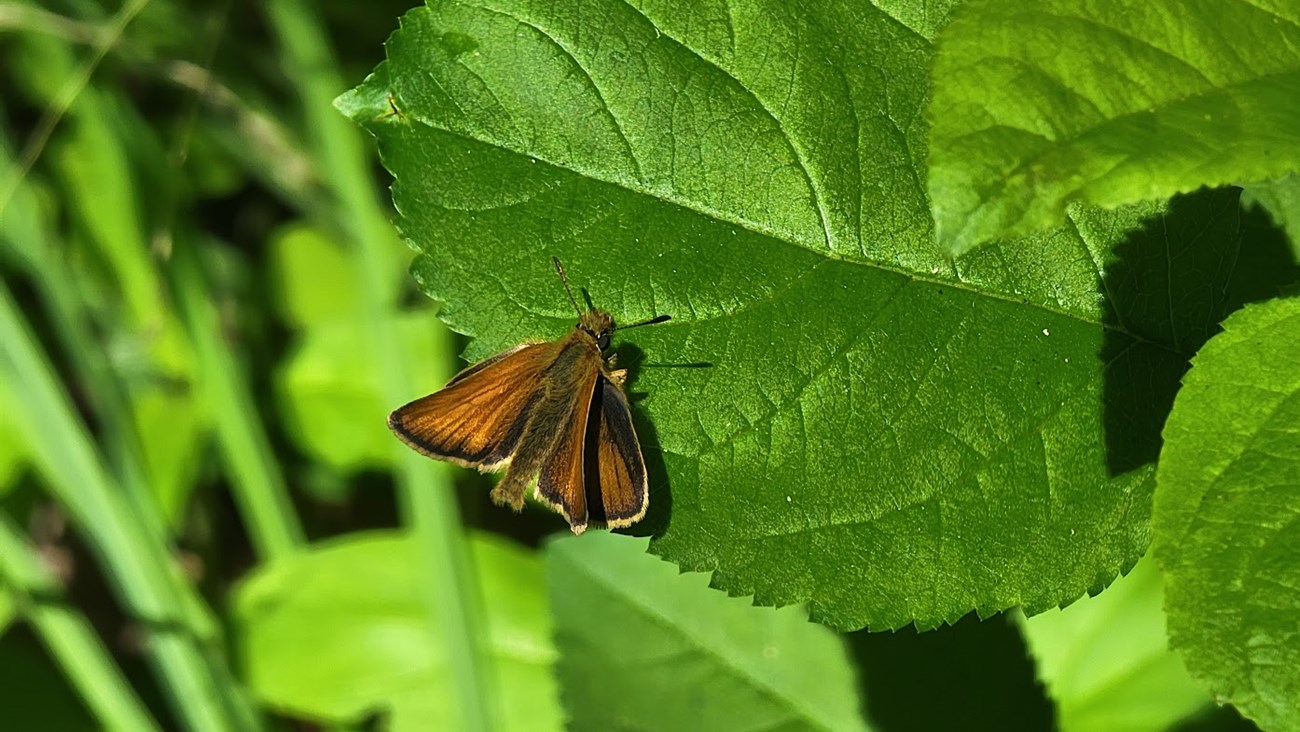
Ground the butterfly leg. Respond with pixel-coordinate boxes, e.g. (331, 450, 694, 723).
(607, 368, 628, 387)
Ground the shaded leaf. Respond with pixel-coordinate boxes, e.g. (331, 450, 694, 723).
(0, 587, 11, 636)
(1154, 297, 1300, 732)
(234, 531, 562, 732)
(928, 0, 1300, 254)
(1021, 557, 1208, 732)
(1242, 174, 1300, 258)
(849, 614, 1053, 732)
(340, 2, 1297, 630)
(547, 531, 868, 732)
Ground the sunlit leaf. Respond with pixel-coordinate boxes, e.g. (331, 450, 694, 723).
(1021, 557, 1208, 732)
(1154, 296, 1300, 732)
(275, 312, 448, 473)
(268, 223, 362, 326)
(0, 379, 28, 493)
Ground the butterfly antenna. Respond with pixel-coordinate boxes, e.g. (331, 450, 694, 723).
(552, 257, 584, 317)
(614, 314, 672, 331)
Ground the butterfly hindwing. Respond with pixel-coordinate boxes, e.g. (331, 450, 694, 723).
(592, 377, 649, 527)
(532, 343, 603, 532)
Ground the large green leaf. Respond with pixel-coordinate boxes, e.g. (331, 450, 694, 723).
(1021, 557, 1208, 732)
(234, 531, 562, 731)
(340, 2, 1297, 630)
(547, 531, 868, 732)
(1153, 297, 1300, 732)
(928, 0, 1300, 255)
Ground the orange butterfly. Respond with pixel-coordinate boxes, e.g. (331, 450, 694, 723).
(388, 258, 669, 534)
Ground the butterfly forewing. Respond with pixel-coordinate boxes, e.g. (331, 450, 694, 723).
(387, 341, 555, 470)
(593, 377, 649, 527)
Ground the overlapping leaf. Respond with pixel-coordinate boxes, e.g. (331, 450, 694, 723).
(340, 1, 1295, 629)
(1154, 297, 1300, 732)
(928, 0, 1300, 254)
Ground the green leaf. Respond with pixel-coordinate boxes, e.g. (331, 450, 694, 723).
(547, 532, 868, 732)
(1153, 296, 1300, 732)
(928, 0, 1300, 255)
(342, 3, 1297, 630)
(0, 378, 29, 493)
(235, 531, 562, 731)
(1021, 556, 1208, 732)
(268, 223, 362, 327)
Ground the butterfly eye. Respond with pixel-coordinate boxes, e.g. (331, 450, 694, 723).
(597, 333, 611, 351)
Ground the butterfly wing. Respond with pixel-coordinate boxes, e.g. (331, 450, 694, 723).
(387, 341, 555, 470)
(591, 377, 649, 528)
(533, 347, 603, 533)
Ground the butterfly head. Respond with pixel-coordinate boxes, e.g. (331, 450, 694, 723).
(578, 309, 615, 351)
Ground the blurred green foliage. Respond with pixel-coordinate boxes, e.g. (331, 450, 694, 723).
(0, 1, 1290, 731)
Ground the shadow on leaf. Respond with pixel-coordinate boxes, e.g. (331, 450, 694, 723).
(1099, 188, 1300, 476)
(847, 613, 1053, 732)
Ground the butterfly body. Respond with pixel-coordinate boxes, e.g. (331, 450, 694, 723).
(389, 269, 666, 534)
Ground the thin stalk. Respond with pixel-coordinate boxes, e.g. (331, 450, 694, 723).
(0, 281, 254, 732)
(169, 236, 304, 561)
(0, 0, 148, 215)
(262, 3, 499, 730)
(0, 514, 161, 732)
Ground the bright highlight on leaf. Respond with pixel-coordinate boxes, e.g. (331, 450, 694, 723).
(1020, 557, 1209, 732)
(1154, 296, 1300, 732)
(339, 1, 1297, 631)
(928, 0, 1300, 255)
(547, 532, 868, 732)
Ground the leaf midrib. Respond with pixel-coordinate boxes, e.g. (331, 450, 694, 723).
(395, 98, 1179, 359)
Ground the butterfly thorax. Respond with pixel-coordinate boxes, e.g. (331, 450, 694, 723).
(577, 309, 615, 351)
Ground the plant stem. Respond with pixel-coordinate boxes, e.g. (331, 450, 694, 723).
(0, 514, 161, 732)
(0, 281, 255, 732)
(262, 3, 499, 729)
(170, 236, 305, 561)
